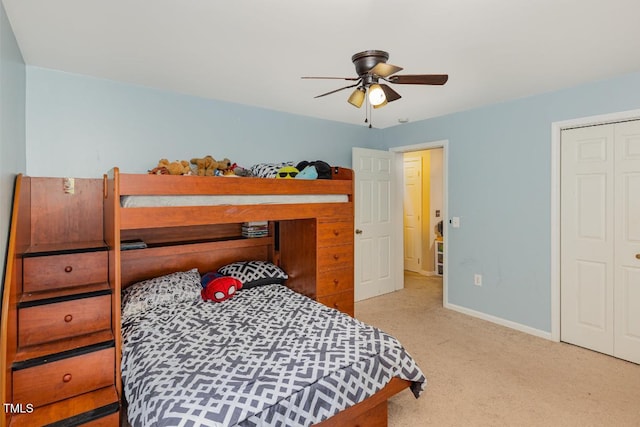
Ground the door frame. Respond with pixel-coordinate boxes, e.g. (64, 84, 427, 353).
(551, 108, 640, 343)
(389, 140, 449, 305)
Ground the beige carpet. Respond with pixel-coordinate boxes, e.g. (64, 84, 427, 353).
(354, 272, 640, 427)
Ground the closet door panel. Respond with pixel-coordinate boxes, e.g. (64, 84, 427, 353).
(561, 124, 615, 355)
(613, 121, 640, 363)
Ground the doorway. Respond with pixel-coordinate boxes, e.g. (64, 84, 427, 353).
(402, 149, 444, 276)
(390, 140, 449, 304)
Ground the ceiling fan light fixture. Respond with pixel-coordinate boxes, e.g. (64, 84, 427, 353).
(372, 98, 387, 109)
(368, 84, 386, 106)
(347, 87, 366, 108)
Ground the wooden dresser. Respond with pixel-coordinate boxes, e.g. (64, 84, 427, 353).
(1, 176, 119, 427)
(315, 218, 355, 315)
(278, 215, 355, 316)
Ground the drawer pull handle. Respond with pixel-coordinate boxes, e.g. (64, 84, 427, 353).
(64, 266, 73, 273)
(333, 254, 339, 260)
(333, 279, 339, 285)
(333, 230, 340, 236)
(333, 303, 339, 308)
(64, 314, 73, 323)
(62, 374, 72, 383)
(636, 254, 640, 260)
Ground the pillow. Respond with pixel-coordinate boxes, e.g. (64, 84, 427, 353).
(250, 162, 294, 178)
(201, 276, 243, 303)
(121, 268, 201, 319)
(217, 261, 288, 289)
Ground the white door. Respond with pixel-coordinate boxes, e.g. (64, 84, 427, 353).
(353, 147, 395, 301)
(613, 120, 640, 363)
(561, 124, 615, 355)
(561, 120, 640, 364)
(403, 155, 422, 272)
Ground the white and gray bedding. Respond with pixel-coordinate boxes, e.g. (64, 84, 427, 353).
(120, 194, 348, 208)
(121, 284, 426, 427)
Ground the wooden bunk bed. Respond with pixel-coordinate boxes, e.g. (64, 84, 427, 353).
(2, 168, 423, 426)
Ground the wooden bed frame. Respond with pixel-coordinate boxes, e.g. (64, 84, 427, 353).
(1, 168, 414, 426)
(105, 167, 413, 426)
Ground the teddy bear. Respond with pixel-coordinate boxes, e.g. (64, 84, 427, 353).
(190, 155, 216, 176)
(214, 158, 233, 176)
(151, 158, 192, 175)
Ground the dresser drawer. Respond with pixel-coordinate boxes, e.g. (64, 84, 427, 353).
(317, 221, 354, 247)
(13, 347, 114, 408)
(23, 251, 107, 293)
(317, 244, 354, 272)
(79, 410, 120, 426)
(19, 294, 112, 347)
(8, 386, 119, 427)
(317, 267, 353, 297)
(317, 290, 354, 316)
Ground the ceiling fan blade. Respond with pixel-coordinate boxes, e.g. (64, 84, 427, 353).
(388, 74, 449, 85)
(301, 76, 360, 81)
(369, 62, 403, 78)
(313, 81, 361, 98)
(380, 84, 401, 102)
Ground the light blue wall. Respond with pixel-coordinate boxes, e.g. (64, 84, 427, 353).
(26, 67, 370, 178)
(19, 54, 640, 335)
(380, 72, 640, 333)
(0, 1, 26, 291)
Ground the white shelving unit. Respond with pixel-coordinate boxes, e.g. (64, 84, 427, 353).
(435, 238, 444, 276)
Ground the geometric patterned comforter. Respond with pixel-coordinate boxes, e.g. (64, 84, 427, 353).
(122, 285, 426, 427)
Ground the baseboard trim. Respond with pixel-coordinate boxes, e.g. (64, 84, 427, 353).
(444, 302, 554, 341)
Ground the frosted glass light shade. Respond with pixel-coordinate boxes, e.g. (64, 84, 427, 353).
(347, 87, 366, 108)
(368, 84, 386, 106)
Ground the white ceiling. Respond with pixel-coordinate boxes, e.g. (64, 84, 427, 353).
(4, 0, 640, 129)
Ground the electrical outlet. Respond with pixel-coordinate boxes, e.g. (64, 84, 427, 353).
(474, 274, 482, 286)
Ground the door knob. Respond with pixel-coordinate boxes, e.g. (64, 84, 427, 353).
(355, 229, 363, 234)
(636, 254, 640, 260)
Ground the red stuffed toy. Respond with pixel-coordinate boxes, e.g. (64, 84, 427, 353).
(201, 272, 242, 303)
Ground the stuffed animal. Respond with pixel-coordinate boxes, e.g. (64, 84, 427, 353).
(275, 165, 299, 179)
(153, 159, 191, 175)
(190, 155, 216, 176)
(214, 158, 233, 176)
(230, 163, 254, 177)
(295, 160, 332, 179)
(148, 166, 170, 175)
(201, 272, 243, 303)
(295, 165, 318, 179)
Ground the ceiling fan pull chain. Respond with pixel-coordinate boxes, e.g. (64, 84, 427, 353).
(365, 100, 369, 126)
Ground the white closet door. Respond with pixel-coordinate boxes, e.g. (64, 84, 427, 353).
(613, 120, 640, 363)
(561, 124, 615, 356)
(561, 120, 640, 364)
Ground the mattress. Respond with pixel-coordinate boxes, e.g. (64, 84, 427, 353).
(121, 194, 348, 207)
(121, 284, 426, 427)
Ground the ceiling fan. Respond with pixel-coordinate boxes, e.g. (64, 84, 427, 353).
(302, 50, 448, 110)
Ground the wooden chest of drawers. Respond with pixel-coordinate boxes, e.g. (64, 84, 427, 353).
(9, 244, 119, 426)
(278, 217, 355, 316)
(316, 220, 354, 316)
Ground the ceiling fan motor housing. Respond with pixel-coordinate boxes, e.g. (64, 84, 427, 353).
(351, 50, 389, 76)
